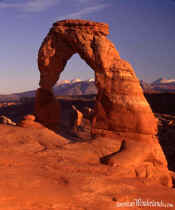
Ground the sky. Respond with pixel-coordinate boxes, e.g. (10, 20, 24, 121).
(0, 0, 175, 94)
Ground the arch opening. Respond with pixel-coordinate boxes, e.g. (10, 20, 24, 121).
(53, 53, 96, 96)
(51, 53, 97, 138)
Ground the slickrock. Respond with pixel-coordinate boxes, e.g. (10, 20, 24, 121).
(0, 125, 175, 210)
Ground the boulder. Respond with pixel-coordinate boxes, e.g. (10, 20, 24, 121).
(23, 114, 36, 121)
(19, 114, 43, 128)
(0, 115, 16, 126)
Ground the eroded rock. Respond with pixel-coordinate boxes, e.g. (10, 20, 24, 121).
(35, 88, 60, 126)
(35, 19, 171, 187)
(71, 105, 83, 131)
(36, 19, 157, 135)
(0, 115, 16, 126)
(19, 114, 43, 128)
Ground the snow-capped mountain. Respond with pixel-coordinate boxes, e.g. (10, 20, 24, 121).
(56, 78, 95, 86)
(1, 77, 175, 102)
(88, 78, 95, 82)
(151, 77, 175, 92)
(56, 80, 70, 86)
(151, 78, 175, 85)
(53, 79, 97, 96)
(70, 78, 82, 83)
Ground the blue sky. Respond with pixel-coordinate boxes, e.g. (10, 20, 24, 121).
(0, 0, 175, 94)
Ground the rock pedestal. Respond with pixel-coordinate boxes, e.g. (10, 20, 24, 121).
(35, 88, 60, 126)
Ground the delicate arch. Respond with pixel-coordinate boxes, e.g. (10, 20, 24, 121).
(36, 19, 157, 135)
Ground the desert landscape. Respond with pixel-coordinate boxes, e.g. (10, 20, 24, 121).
(0, 17, 175, 210)
(0, 93, 175, 209)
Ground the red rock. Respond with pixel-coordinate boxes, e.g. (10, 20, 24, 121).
(19, 115, 43, 128)
(35, 19, 172, 187)
(36, 19, 157, 135)
(72, 105, 83, 128)
(0, 124, 174, 209)
(24, 114, 36, 121)
(35, 88, 60, 126)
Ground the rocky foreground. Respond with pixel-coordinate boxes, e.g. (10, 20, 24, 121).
(0, 124, 175, 210)
(0, 18, 175, 210)
(0, 96, 174, 210)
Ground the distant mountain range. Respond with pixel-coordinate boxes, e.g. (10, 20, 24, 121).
(54, 79, 96, 96)
(140, 78, 175, 93)
(0, 78, 96, 102)
(152, 78, 175, 85)
(151, 78, 175, 92)
(0, 77, 175, 102)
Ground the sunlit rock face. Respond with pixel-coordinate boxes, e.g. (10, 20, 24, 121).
(36, 19, 157, 135)
(35, 19, 172, 187)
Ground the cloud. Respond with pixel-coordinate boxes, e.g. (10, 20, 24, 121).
(24, 0, 59, 12)
(57, 3, 110, 20)
(0, 0, 60, 12)
(0, 0, 110, 14)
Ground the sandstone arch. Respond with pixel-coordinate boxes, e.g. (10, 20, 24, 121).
(36, 19, 157, 136)
(35, 20, 173, 186)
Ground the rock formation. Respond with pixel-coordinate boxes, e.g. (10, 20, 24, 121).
(83, 107, 94, 120)
(19, 114, 41, 128)
(35, 19, 172, 187)
(0, 124, 174, 209)
(35, 88, 60, 127)
(71, 105, 83, 131)
(36, 19, 157, 135)
(0, 115, 16, 126)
